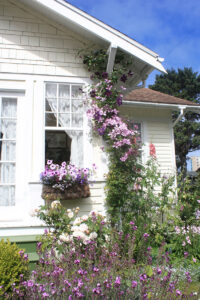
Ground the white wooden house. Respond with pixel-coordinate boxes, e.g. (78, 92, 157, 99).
(0, 0, 199, 241)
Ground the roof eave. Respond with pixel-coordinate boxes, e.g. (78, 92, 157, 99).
(19, 0, 166, 74)
(122, 100, 200, 111)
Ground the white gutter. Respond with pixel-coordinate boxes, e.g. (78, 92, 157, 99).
(122, 100, 200, 111)
(173, 106, 186, 127)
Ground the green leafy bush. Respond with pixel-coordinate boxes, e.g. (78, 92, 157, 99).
(0, 239, 29, 296)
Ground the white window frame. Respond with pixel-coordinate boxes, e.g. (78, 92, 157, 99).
(0, 91, 29, 221)
(44, 81, 88, 168)
(0, 96, 17, 206)
(129, 120, 148, 163)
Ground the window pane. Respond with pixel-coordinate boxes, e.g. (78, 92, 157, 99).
(72, 99, 83, 113)
(0, 141, 16, 161)
(59, 99, 70, 113)
(0, 185, 15, 206)
(58, 113, 70, 127)
(72, 113, 83, 128)
(45, 98, 57, 113)
(59, 84, 70, 98)
(71, 85, 83, 99)
(1, 98, 17, 118)
(45, 99, 52, 112)
(0, 119, 17, 139)
(45, 131, 71, 165)
(0, 163, 15, 183)
(46, 83, 57, 98)
(133, 123, 142, 144)
(45, 113, 57, 126)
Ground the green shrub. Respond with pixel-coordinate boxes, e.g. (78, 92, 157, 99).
(0, 239, 29, 296)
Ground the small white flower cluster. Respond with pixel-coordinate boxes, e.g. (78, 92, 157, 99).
(175, 225, 200, 236)
(51, 200, 61, 209)
(59, 210, 106, 245)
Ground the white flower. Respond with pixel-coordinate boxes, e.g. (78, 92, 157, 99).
(68, 212, 74, 219)
(73, 217, 82, 225)
(83, 239, 90, 245)
(81, 215, 88, 222)
(105, 234, 110, 241)
(71, 225, 80, 232)
(79, 223, 88, 233)
(72, 231, 87, 241)
(51, 200, 61, 209)
(59, 233, 72, 243)
(89, 232, 98, 240)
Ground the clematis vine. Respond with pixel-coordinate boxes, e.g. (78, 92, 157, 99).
(87, 77, 140, 162)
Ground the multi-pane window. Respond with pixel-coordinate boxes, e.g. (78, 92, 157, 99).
(133, 122, 142, 146)
(0, 98, 17, 206)
(45, 83, 84, 167)
(129, 121, 143, 159)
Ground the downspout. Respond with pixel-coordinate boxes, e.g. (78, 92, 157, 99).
(173, 106, 186, 127)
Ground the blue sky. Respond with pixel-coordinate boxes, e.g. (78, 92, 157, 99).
(67, 0, 200, 86)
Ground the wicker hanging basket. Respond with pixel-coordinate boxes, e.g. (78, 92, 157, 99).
(41, 183, 90, 201)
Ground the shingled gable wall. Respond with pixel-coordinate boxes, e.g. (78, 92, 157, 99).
(0, 0, 93, 77)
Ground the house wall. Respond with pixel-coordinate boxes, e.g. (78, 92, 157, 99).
(0, 0, 106, 237)
(0, 0, 176, 237)
(119, 106, 176, 175)
(0, 0, 90, 77)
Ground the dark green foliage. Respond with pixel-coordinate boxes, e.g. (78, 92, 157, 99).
(177, 175, 200, 227)
(150, 67, 200, 175)
(37, 203, 73, 237)
(0, 239, 29, 296)
(83, 49, 108, 73)
(105, 148, 142, 225)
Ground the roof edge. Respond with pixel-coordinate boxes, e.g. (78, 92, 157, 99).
(123, 100, 200, 111)
(56, 0, 159, 57)
(19, 0, 166, 73)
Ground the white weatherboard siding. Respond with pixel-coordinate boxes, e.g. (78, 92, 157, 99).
(120, 106, 176, 175)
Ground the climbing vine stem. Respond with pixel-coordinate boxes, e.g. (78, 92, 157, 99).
(82, 49, 147, 227)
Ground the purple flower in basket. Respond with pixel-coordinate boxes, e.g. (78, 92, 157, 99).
(41, 161, 96, 192)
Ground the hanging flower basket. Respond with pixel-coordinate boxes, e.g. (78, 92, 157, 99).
(41, 183, 90, 201)
(40, 160, 95, 203)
